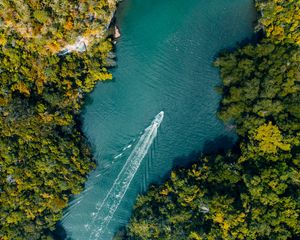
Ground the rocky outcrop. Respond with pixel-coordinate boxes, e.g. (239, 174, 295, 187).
(114, 26, 121, 38)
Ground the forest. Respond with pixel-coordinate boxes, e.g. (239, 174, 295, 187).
(120, 0, 300, 239)
(0, 0, 116, 239)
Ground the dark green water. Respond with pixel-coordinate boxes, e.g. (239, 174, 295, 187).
(61, 0, 255, 239)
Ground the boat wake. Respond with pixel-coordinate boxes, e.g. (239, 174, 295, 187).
(88, 111, 164, 240)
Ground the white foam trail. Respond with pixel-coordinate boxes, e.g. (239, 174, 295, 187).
(89, 111, 164, 240)
(114, 153, 123, 159)
(114, 143, 134, 159)
(122, 144, 132, 151)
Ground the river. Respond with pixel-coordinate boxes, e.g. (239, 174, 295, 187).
(59, 0, 256, 239)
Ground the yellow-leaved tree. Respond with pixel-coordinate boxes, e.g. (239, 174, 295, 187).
(252, 122, 291, 154)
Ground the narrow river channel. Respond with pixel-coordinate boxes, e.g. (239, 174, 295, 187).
(60, 0, 256, 239)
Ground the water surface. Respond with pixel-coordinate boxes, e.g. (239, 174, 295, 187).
(61, 0, 256, 239)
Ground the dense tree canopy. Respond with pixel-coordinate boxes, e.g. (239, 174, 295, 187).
(215, 43, 300, 139)
(256, 0, 300, 45)
(0, 0, 116, 54)
(0, 0, 116, 239)
(121, 0, 300, 239)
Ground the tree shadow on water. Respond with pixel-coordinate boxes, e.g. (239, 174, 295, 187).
(53, 221, 85, 240)
(52, 222, 69, 240)
(202, 135, 236, 155)
(161, 135, 236, 183)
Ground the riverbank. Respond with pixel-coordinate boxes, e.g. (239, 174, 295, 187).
(0, 1, 119, 239)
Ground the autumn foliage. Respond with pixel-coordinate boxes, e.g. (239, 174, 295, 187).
(0, 0, 116, 239)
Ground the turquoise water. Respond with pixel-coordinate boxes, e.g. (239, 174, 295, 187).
(60, 0, 255, 239)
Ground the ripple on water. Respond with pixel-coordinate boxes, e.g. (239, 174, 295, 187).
(60, 0, 256, 239)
